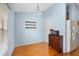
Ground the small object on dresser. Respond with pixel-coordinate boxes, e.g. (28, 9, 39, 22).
(50, 29, 59, 35)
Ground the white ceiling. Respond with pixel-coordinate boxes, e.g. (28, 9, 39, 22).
(8, 3, 54, 12)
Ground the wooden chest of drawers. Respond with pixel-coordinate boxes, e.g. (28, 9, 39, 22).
(49, 34, 63, 52)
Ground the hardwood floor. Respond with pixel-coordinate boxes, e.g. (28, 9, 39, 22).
(12, 42, 79, 56)
(12, 42, 60, 56)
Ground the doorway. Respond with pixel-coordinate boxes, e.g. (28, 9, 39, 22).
(66, 3, 78, 53)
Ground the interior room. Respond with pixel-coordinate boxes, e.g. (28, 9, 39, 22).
(0, 3, 79, 56)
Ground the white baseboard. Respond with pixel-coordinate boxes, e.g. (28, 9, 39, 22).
(15, 41, 47, 47)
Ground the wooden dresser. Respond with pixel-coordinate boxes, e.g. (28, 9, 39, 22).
(49, 34, 63, 52)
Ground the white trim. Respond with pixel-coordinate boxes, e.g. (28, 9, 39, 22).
(66, 20, 71, 53)
(15, 41, 47, 47)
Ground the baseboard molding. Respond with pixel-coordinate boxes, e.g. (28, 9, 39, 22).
(15, 41, 47, 47)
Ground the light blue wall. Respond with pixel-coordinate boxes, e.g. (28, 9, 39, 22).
(43, 3, 66, 52)
(15, 12, 45, 46)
